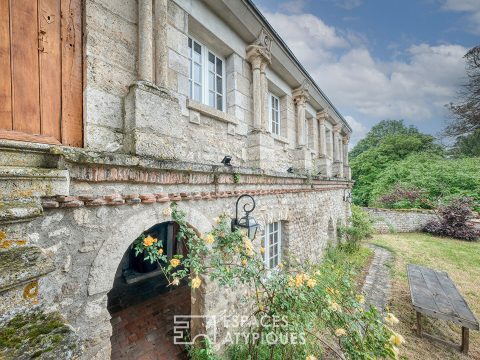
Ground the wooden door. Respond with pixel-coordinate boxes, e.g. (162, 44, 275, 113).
(0, 0, 82, 146)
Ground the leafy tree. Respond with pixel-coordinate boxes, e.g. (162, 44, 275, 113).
(351, 133, 443, 206)
(370, 153, 480, 211)
(349, 120, 419, 159)
(445, 46, 480, 137)
(451, 128, 480, 157)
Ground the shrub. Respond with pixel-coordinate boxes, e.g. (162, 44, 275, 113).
(377, 184, 432, 209)
(139, 203, 403, 359)
(338, 205, 374, 252)
(423, 198, 480, 241)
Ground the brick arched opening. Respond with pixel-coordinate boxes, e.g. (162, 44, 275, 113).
(84, 204, 211, 359)
(108, 220, 192, 360)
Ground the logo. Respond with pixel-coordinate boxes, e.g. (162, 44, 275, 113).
(174, 315, 217, 345)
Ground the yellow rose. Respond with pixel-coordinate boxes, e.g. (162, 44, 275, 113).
(277, 263, 284, 269)
(170, 258, 181, 268)
(329, 302, 342, 312)
(158, 248, 164, 255)
(242, 259, 248, 266)
(307, 278, 317, 289)
(384, 313, 399, 326)
(191, 276, 202, 289)
(171, 278, 180, 286)
(356, 294, 365, 304)
(389, 333, 405, 346)
(204, 234, 215, 245)
(143, 235, 155, 247)
(295, 273, 305, 287)
(335, 328, 346, 337)
(260, 247, 265, 254)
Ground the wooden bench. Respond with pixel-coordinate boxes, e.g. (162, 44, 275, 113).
(407, 264, 479, 354)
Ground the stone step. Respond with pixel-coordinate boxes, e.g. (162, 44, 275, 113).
(0, 166, 69, 199)
(0, 139, 60, 168)
(0, 198, 43, 224)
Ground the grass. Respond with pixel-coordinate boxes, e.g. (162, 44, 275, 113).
(370, 233, 480, 360)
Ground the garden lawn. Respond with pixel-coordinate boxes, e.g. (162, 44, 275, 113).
(370, 233, 480, 360)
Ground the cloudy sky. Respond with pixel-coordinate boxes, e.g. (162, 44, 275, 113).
(253, 0, 479, 145)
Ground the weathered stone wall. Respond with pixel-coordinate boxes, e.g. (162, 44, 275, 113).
(0, 144, 352, 359)
(363, 207, 438, 233)
(82, 0, 351, 175)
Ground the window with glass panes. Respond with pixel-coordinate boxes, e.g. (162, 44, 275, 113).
(269, 94, 280, 135)
(264, 222, 281, 268)
(188, 37, 225, 111)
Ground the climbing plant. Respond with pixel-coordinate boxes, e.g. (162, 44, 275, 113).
(133, 203, 404, 359)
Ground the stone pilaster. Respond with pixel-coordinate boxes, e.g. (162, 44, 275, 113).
(315, 110, 331, 177)
(154, 0, 168, 88)
(343, 136, 351, 180)
(138, 0, 154, 82)
(332, 125, 344, 178)
(246, 29, 273, 169)
(292, 86, 311, 171)
(292, 87, 309, 149)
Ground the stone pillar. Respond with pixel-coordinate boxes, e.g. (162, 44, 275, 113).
(154, 0, 168, 88)
(332, 125, 344, 177)
(343, 136, 351, 180)
(292, 86, 311, 170)
(138, 0, 154, 82)
(315, 111, 332, 177)
(317, 111, 327, 157)
(292, 87, 308, 148)
(245, 29, 274, 169)
(312, 115, 319, 153)
(247, 49, 270, 131)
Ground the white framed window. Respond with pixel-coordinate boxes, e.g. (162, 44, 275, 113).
(269, 93, 280, 135)
(188, 37, 225, 111)
(264, 221, 282, 269)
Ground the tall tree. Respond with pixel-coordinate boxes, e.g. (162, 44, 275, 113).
(451, 128, 480, 157)
(445, 46, 480, 137)
(349, 119, 419, 159)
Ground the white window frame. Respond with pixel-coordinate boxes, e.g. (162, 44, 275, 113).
(188, 36, 226, 111)
(269, 93, 280, 136)
(264, 221, 282, 269)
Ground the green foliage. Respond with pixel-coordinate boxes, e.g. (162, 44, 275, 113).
(451, 128, 480, 157)
(338, 205, 374, 252)
(233, 173, 240, 184)
(349, 120, 420, 159)
(145, 204, 404, 359)
(370, 153, 480, 211)
(351, 133, 443, 206)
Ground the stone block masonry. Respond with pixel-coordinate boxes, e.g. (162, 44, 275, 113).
(363, 207, 438, 233)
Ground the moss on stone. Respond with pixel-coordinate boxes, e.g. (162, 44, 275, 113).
(0, 310, 81, 359)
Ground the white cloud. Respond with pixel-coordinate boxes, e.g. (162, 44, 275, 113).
(344, 115, 367, 147)
(280, 0, 308, 14)
(263, 10, 468, 133)
(442, 0, 480, 34)
(333, 0, 362, 10)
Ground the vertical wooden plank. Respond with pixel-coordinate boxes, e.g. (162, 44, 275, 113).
(39, 0, 61, 140)
(61, 0, 83, 147)
(0, 0, 12, 130)
(416, 312, 422, 337)
(11, 0, 41, 134)
(462, 327, 469, 354)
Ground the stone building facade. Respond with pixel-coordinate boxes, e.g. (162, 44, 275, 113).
(0, 0, 352, 359)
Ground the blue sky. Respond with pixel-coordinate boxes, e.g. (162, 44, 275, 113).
(253, 0, 479, 145)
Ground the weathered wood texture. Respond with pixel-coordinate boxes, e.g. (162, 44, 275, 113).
(408, 264, 478, 354)
(0, 0, 82, 146)
(408, 264, 479, 330)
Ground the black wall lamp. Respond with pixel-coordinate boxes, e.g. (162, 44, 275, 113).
(231, 194, 259, 240)
(221, 156, 232, 166)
